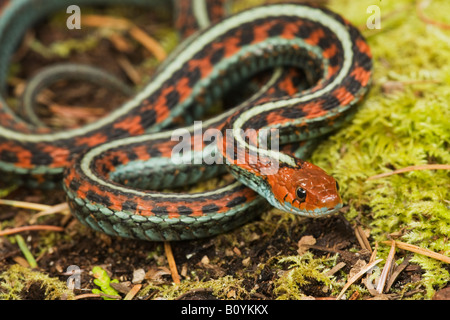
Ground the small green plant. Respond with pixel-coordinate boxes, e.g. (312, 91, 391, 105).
(91, 266, 120, 300)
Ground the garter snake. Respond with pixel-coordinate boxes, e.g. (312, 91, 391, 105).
(0, 0, 372, 241)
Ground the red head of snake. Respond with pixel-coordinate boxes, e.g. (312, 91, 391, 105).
(265, 161, 343, 216)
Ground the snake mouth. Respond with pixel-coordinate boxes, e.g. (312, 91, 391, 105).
(279, 201, 343, 217)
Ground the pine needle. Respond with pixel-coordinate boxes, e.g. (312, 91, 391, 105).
(417, 0, 450, 30)
(354, 225, 372, 253)
(29, 203, 69, 224)
(81, 14, 167, 61)
(124, 284, 142, 300)
(0, 225, 65, 237)
(377, 240, 396, 294)
(382, 240, 450, 264)
(367, 164, 450, 180)
(164, 242, 181, 284)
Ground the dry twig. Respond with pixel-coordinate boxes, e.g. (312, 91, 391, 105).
(73, 292, 121, 300)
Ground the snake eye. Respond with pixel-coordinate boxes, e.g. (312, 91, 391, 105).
(296, 187, 307, 202)
(335, 181, 340, 191)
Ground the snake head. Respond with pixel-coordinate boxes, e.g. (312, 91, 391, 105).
(265, 160, 343, 217)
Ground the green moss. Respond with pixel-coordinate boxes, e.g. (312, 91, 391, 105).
(273, 252, 340, 299)
(412, 255, 449, 299)
(0, 264, 74, 300)
(139, 275, 247, 300)
(311, 0, 450, 298)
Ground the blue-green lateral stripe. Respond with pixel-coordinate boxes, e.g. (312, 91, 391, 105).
(65, 187, 263, 240)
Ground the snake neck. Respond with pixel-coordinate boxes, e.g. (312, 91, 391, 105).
(220, 118, 343, 217)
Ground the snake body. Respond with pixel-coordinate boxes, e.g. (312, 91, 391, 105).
(0, 0, 372, 240)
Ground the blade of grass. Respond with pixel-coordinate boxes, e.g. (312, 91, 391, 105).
(15, 234, 37, 268)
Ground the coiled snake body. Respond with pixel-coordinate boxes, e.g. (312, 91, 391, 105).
(0, 0, 372, 240)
